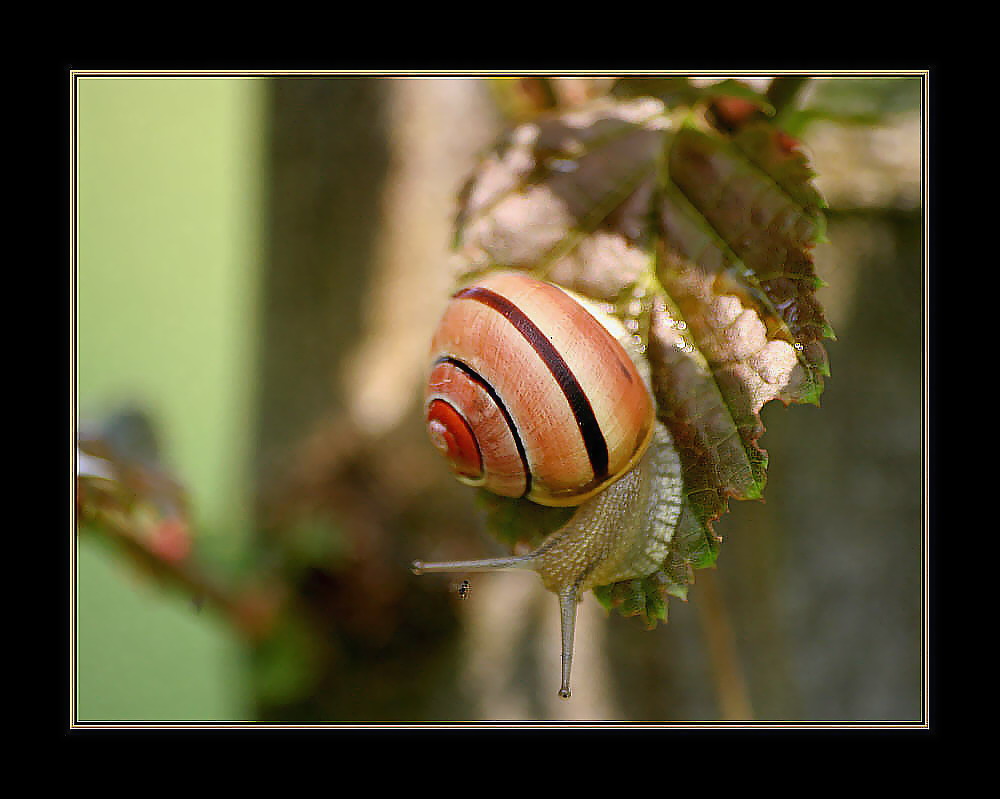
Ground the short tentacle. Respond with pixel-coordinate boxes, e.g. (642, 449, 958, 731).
(411, 554, 539, 575)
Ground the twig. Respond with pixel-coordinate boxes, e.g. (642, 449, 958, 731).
(694, 568, 754, 721)
(77, 486, 282, 641)
(767, 77, 811, 117)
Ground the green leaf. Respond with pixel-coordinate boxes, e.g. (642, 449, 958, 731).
(477, 491, 574, 550)
(662, 123, 830, 385)
(648, 120, 833, 568)
(593, 574, 671, 628)
(697, 79, 776, 116)
(453, 90, 831, 625)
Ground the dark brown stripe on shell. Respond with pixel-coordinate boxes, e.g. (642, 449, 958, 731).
(455, 286, 610, 482)
(435, 356, 532, 498)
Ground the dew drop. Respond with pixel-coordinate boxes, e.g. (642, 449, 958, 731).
(547, 158, 578, 173)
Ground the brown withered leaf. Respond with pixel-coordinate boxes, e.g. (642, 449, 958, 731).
(452, 94, 831, 615)
(454, 97, 667, 301)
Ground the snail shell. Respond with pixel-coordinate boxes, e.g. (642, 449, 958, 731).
(424, 270, 655, 506)
(413, 270, 683, 699)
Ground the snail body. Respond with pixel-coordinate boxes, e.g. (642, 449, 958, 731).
(413, 270, 683, 698)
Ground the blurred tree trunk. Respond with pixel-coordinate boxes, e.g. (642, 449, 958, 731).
(250, 77, 415, 721)
(253, 78, 389, 477)
(248, 77, 506, 721)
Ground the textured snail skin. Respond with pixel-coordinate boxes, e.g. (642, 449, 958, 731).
(414, 421, 683, 699)
(526, 421, 682, 595)
(425, 270, 655, 506)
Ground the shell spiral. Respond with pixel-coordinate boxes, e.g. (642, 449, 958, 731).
(425, 270, 655, 507)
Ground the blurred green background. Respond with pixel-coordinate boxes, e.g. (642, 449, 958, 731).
(74, 74, 925, 723)
(76, 78, 263, 720)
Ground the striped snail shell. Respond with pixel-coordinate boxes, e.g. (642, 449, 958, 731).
(424, 270, 655, 506)
(413, 270, 683, 699)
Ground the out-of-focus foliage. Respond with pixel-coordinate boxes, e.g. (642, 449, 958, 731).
(77, 410, 281, 640)
(779, 77, 923, 136)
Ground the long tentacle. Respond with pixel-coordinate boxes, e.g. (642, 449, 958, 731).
(558, 586, 580, 699)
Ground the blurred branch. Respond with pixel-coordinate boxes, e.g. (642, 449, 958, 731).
(77, 475, 283, 641)
(766, 76, 810, 116)
(706, 76, 811, 134)
(76, 409, 285, 642)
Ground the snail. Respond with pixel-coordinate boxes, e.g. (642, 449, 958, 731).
(412, 270, 683, 698)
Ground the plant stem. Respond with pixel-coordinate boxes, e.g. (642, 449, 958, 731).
(695, 568, 754, 721)
(767, 77, 811, 117)
(78, 503, 281, 641)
